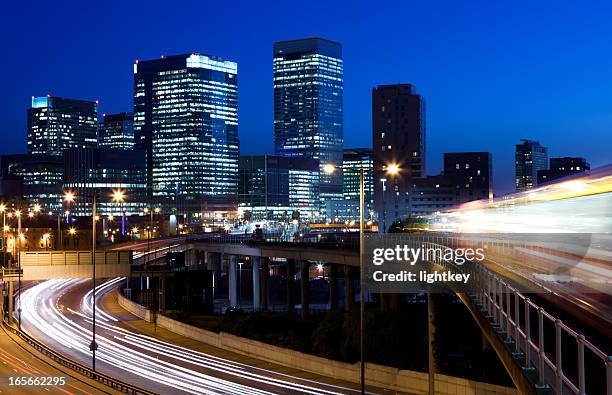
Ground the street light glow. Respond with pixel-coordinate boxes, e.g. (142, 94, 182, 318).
(112, 189, 126, 203)
(385, 163, 400, 176)
(33, 203, 41, 213)
(68, 227, 77, 235)
(0, 203, 5, 213)
(323, 163, 336, 174)
(64, 191, 76, 203)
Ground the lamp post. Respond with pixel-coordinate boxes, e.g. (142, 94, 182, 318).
(324, 162, 399, 394)
(65, 188, 126, 372)
(90, 194, 98, 370)
(14, 208, 24, 329)
(1, 204, 6, 269)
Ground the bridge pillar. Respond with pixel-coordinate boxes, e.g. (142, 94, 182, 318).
(158, 276, 165, 312)
(206, 252, 221, 299)
(261, 257, 269, 311)
(300, 261, 310, 319)
(252, 256, 261, 311)
(344, 266, 354, 311)
(329, 263, 339, 310)
(286, 259, 295, 313)
(229, 255, 238, 307)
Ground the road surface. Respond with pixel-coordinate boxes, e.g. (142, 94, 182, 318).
(19, 278, 401, 395)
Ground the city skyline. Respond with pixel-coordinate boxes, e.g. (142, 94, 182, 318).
(2, 1, 611, 195)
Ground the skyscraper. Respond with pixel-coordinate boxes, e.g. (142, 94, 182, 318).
(133, 53, 239, 216)
(238, 155, 319, 220)
(326, 148, 375, 221)
(99, 112, 135, 150)
(372, 84, 426, 231)
(273, 38, 343, 207)
(63, 147, 146, 216)
(0, 154, 63, 211)
(515, 139, 547, 192)
(27, 96, 98, 156)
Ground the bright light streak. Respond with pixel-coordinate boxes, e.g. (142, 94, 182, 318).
(19, 279, 368, 395)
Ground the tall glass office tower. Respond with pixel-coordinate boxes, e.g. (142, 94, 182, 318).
(515, 139, 547, 192)
(273, 38, 343, 208)
(99, 112, 135, 150)
(27, 96, 98, 156)
(134, 53, 239, 213)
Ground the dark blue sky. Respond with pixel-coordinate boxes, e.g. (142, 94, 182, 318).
(2, 0, 611, 194)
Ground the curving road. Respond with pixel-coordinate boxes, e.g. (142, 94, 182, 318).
(18, 278, 392, 395)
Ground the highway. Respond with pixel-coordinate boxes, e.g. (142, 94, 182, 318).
(0, 318, 111, 395)
(18, 278, 393, 395)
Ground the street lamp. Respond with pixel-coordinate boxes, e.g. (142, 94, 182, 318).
(380, 163, 401, 234)
(324, 162, 400, 395)
(112, 189, 126, 237)
(0, 204, 6, 269)
(66, 188, 127, 371)
(324, 163, 366, 394)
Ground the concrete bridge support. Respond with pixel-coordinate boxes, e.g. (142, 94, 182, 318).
(206, 252, 222, 298)
(261, 257, 269, 311)
(300, 262, 310, 319)
(344, 266, 355, 311)
(158, 276, 166, 312)
(252, 256, 261, 311)
(329, 263, 339, 310)
(286, 259, 296, 313)
(229, 255, 238, 307)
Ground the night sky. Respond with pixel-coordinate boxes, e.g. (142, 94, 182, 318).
(2, 0, 611, 194)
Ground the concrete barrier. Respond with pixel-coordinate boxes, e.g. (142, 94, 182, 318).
(118, 292, 516, 394)
(117, 291, 152, 322)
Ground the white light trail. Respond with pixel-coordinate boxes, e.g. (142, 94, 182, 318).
(20, 279, 369, 395)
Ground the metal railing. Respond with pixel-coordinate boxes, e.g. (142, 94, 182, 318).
(0, 267, 22, 279)
(1, 320, 156, 395)
(187, 232, 361, 250)
(415, 235, 612, 395)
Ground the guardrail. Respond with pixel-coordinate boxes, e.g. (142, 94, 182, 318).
(2, 320, 156, 395)
(412, 235, 612, 395)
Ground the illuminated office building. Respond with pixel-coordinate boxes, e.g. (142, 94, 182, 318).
(99, 112, 135, 150)
(0, 154, 63, 212)
(372, 84, 426, 232)
(326, 148, 375, 222)
(515, 139, 547, 192)
(63, 148, 146, 216)
(27, 96, 98, 156)
(273, 38, 343, 207)
(238, 155, 319, 220)
(343, 148, 374, 211)
(134, 53, 239, 216)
